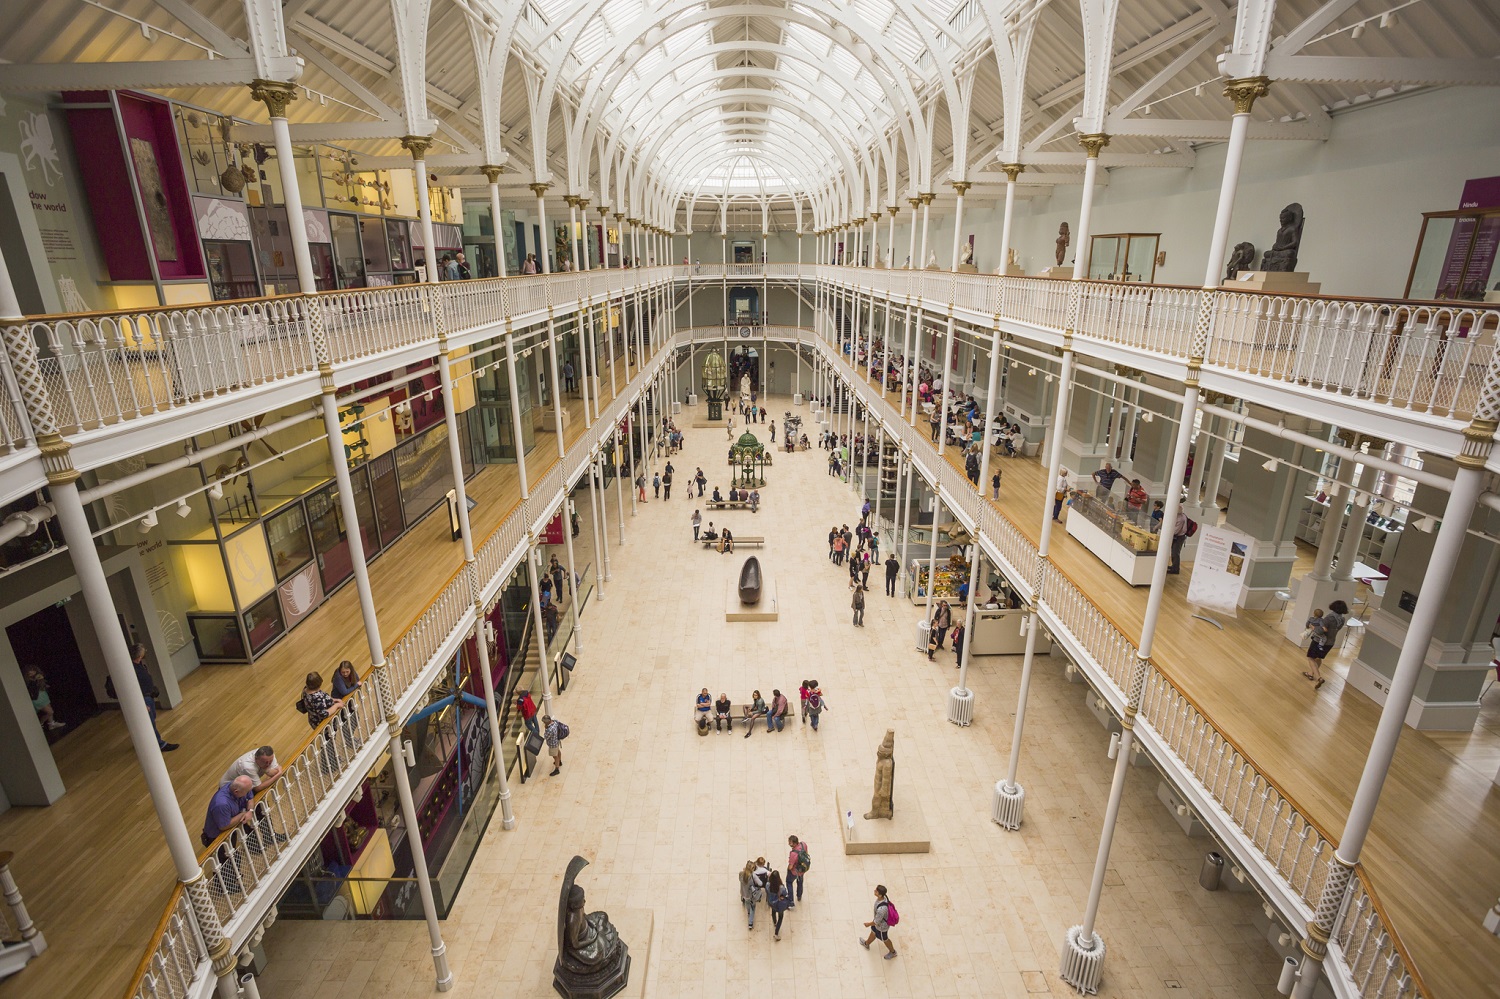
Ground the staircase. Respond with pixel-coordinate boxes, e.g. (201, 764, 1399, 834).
(0, 852, 46, 980)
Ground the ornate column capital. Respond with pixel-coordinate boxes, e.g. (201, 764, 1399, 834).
(529, 182, 551, 198)
(577, 198, 590, 211)
(852, 217, 866, 227)
(918, 192, 935, 206)
(1078, 133, 1111, 158)
(400, 134, 434, 160)
(562, 194, 578, 208)
(248, 79, 298, 118)
(887, 205, 900, 217)
(908, 196, 922, 210)
(950, 181, 971, 196)
(1223, 76, 1273, 116)
(1001, 162, 1025, 183)
(480, 164, 504, 184)
(613, 211, 625, 221)
(597, 204, 610, 217)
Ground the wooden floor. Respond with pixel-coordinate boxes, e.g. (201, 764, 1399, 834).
(0, 352, 645, 999)
(864, 373, 1500, 998)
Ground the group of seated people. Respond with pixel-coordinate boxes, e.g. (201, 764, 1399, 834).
(709, 486, 761, 510)
(700, 523, 735, 552)
(693, 684, 813, 734)
(991, 419, 1027, 456)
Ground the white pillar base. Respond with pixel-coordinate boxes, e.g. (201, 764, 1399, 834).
(1059, 925, 1105, 995)
(946, 686, 974, 726)
(992, 780, 1024, 830)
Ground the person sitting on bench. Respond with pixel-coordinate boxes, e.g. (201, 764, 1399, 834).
(695, 688, 712, 731)
(728, 487, 740, 502)
(718, 528, 735, 554)
(702, 522, 718, 542)
(714, 693, 733, 732)
(712, 486, 723, 502)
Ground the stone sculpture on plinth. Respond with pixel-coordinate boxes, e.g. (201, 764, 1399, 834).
(863, 730, 896, 820)
(738, 556, 762, 605)
(1259, 204, 1304, 272)
(1055, 222, 1070, 267)
(554, 856, 630, 999)
(1224, 242, 1256, 283)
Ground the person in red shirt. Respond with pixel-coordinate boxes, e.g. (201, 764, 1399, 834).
(517, 691, 540, 739)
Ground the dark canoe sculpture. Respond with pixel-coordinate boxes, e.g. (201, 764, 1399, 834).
(739, 556, 763, 605)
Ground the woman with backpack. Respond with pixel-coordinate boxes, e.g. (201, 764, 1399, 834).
(860, 884, 898, 959)
(739, 859, 768, 930)
(806, 683, 828, 731)
(767, 871, 791, 941)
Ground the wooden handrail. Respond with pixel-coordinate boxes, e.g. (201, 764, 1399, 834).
(1350, 864, 1432, 996)
(121, 884, 185, 999)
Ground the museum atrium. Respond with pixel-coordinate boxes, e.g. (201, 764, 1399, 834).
(0, 0, 1497, 997)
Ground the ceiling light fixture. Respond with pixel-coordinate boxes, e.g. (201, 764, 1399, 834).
(208, 481, 224, 500)
(138, 510, 158, 534)
(1380, 11, 1397, 28)
(1262, 458, 1278, 472)
(176, 499, 192, 519)
(1350, 22, 1366, 39)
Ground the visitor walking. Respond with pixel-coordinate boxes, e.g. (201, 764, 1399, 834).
(691, 509, 702, 541)
(739, 860, 765, 930)
(859, 885, 898, 959)
(991, 470, 1001, 500)
(1304, 600, 1349, 689)
(517, 691, 540, 739)
(932, 600, 952, 648)
(851, 585, 865, 627)
(1169, 507, 1189, 574)
(543, 715, 566, 776)
(884, 554, 900, 597)
(662, 469, 672, 499)
(636, 473, 647, 501)
(652, 472, 661, 498)
(695, 468, 707, 496)
(132, 643, 178, 752)
(952, 620, 966, 667)
(768, 871, 791, 940)
(786, 835, 810, 905)
(1053, 468, 1071, 522)
(806, 685, 827, 731)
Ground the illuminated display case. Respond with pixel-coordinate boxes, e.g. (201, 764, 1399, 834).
(1404, 207, 1500, 302)
(1087, 233, 1161, 283)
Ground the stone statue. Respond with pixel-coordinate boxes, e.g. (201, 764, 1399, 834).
(1259, 203, 1304, 272)
(554, 856, 630, 999)
(739, 373, 752, 399)
(1224, 242, 1256, 283)
(925, 251, 938, 269)
(1055, 222, 1070, 267)
(903, 254, 911, 269)
(959, 239, 973, 266)
(1007, 248, 1019, 270)
(863, 729, 896, 820)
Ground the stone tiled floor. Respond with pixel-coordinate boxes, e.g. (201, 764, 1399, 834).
(260, 398, 1282, 998)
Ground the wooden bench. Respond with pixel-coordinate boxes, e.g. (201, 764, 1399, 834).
(707, 499, 758, 512)
(700, 535, 765, 549)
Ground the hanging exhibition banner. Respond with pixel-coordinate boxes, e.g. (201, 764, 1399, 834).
(1186, 525, 1253, 616)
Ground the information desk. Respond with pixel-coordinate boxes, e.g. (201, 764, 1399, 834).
(1064, 493, 1157, 587)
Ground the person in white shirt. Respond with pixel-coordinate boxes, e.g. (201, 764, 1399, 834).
(1053, 468, 1071, 522)
(221, 745, 283, 793)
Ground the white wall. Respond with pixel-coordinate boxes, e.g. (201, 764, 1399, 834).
(926, 88, 1500, 298)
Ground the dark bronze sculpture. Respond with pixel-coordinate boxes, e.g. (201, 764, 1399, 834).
(1259, 204, 1304, 272)
(1224, 242, 1256, 283)
(554, 856, 630, 999)
(1055, 222, 1070, 267)
(738, 556, 763, 605)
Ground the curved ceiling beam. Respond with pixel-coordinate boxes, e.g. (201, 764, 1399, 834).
(617, 89, 863, 212)
(614, 89, 862, 207)
(537, 0, 934, 191)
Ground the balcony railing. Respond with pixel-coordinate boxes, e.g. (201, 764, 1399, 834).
(804, 323, 1428, 999)
(123, 299, 675, 999)
(2, 269, 670, 450)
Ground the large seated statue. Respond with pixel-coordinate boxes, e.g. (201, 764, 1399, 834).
(554, 856, 630, 999)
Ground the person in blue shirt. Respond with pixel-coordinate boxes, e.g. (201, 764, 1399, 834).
(201, 776, 255, 848)
(1091, 462, 1124, 499)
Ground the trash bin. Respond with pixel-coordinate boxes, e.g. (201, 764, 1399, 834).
(916, 619, 931, 653)
(1200, 851, 1224, 891)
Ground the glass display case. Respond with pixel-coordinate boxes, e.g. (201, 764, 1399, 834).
(330, 212, 367, 288)
(266, 501, 314, 581)
(1087, 233, 1161, 283)
(1064, 492, 1158, 586)
(1404, 207, 1500, 302)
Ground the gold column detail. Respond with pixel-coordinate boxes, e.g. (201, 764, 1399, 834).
(951, 181, 971, 196)
(908, 197, 921, 210)
(400, 134, 434, 160)
(480, 164, 504, 184)
(1078, 133, 1110, 159)
(1457, 418, 1498, 469)
(1223, 76, 1272, 116)
(248, 79, 298, 118)
(918, 192, 935, 206)
(38, 433, 79, 487)
(1002, 163, 1024, 183)
(887, 205, 899, 217)
(529, 182, 551, 198)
